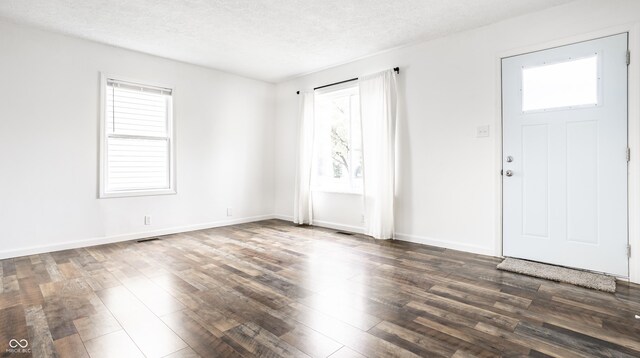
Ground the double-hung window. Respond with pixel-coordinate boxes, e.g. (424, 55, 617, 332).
(100, 75, 175, 198)
(313, 83, 363, 193)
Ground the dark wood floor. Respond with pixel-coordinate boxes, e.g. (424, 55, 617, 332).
(1, 220, 640, 357)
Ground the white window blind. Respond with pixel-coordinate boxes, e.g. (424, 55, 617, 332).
(102, 77, 174, 197)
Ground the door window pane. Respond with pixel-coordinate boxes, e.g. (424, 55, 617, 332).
(522, 55, 598, 112)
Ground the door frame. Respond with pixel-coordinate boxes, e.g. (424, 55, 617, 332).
(494, 23, 640, 283)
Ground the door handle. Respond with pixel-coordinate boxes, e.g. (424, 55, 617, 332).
(505, 170, 513, 177)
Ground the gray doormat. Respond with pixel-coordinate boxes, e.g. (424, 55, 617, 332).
(497, 257, 616, 293)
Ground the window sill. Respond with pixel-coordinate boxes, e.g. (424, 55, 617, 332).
(312, 188, 363, 196)
(99, 188, 177, 199)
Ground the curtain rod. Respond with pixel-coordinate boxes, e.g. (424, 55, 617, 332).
(296, 67, 399, 95)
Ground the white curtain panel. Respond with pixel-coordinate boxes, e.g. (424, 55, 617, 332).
(293, 92, 315, 224)
(359, 70, 398, 239)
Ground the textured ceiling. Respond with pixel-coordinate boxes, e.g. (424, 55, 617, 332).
(0, 0, 575, 82)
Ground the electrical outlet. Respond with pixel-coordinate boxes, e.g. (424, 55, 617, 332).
(476, 125, 490, 138)
(144, 215, 151, 225)
(361, 214, 365, 223)
(227, 208, 233, 217)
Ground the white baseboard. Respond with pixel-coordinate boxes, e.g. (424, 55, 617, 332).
(273, 214, 494, 256)
(272, 214, 365, 234)
(312, 220, 365, 234)
(0, 214, 275, 260)
(273, 214, 294, 222)
(394, 232, 495, 256)
(1, 213, 495, 261)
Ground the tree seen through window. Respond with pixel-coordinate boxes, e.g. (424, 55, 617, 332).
(313, 84, 362, 192)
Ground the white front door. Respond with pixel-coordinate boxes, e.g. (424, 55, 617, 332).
(502, 34, 629, 276)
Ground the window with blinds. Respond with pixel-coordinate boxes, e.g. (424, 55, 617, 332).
(100, 76, 175, 197)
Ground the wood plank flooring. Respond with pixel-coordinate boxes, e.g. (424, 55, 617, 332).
(1, 219, 639, 357)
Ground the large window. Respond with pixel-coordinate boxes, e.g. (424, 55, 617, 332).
(313, 83, 363, 193)
(100, 75, 175, 198)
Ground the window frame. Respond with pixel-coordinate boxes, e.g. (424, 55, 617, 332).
(312, 83, 363, 195)
(98, 73, 177, 198)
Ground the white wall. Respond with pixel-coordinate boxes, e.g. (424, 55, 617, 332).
(0, 20, 276, 258)
(2, 0, 640, 282)
(274, 0, 640, 272)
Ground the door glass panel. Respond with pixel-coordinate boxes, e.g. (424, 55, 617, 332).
(522, 55, 598, 112)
